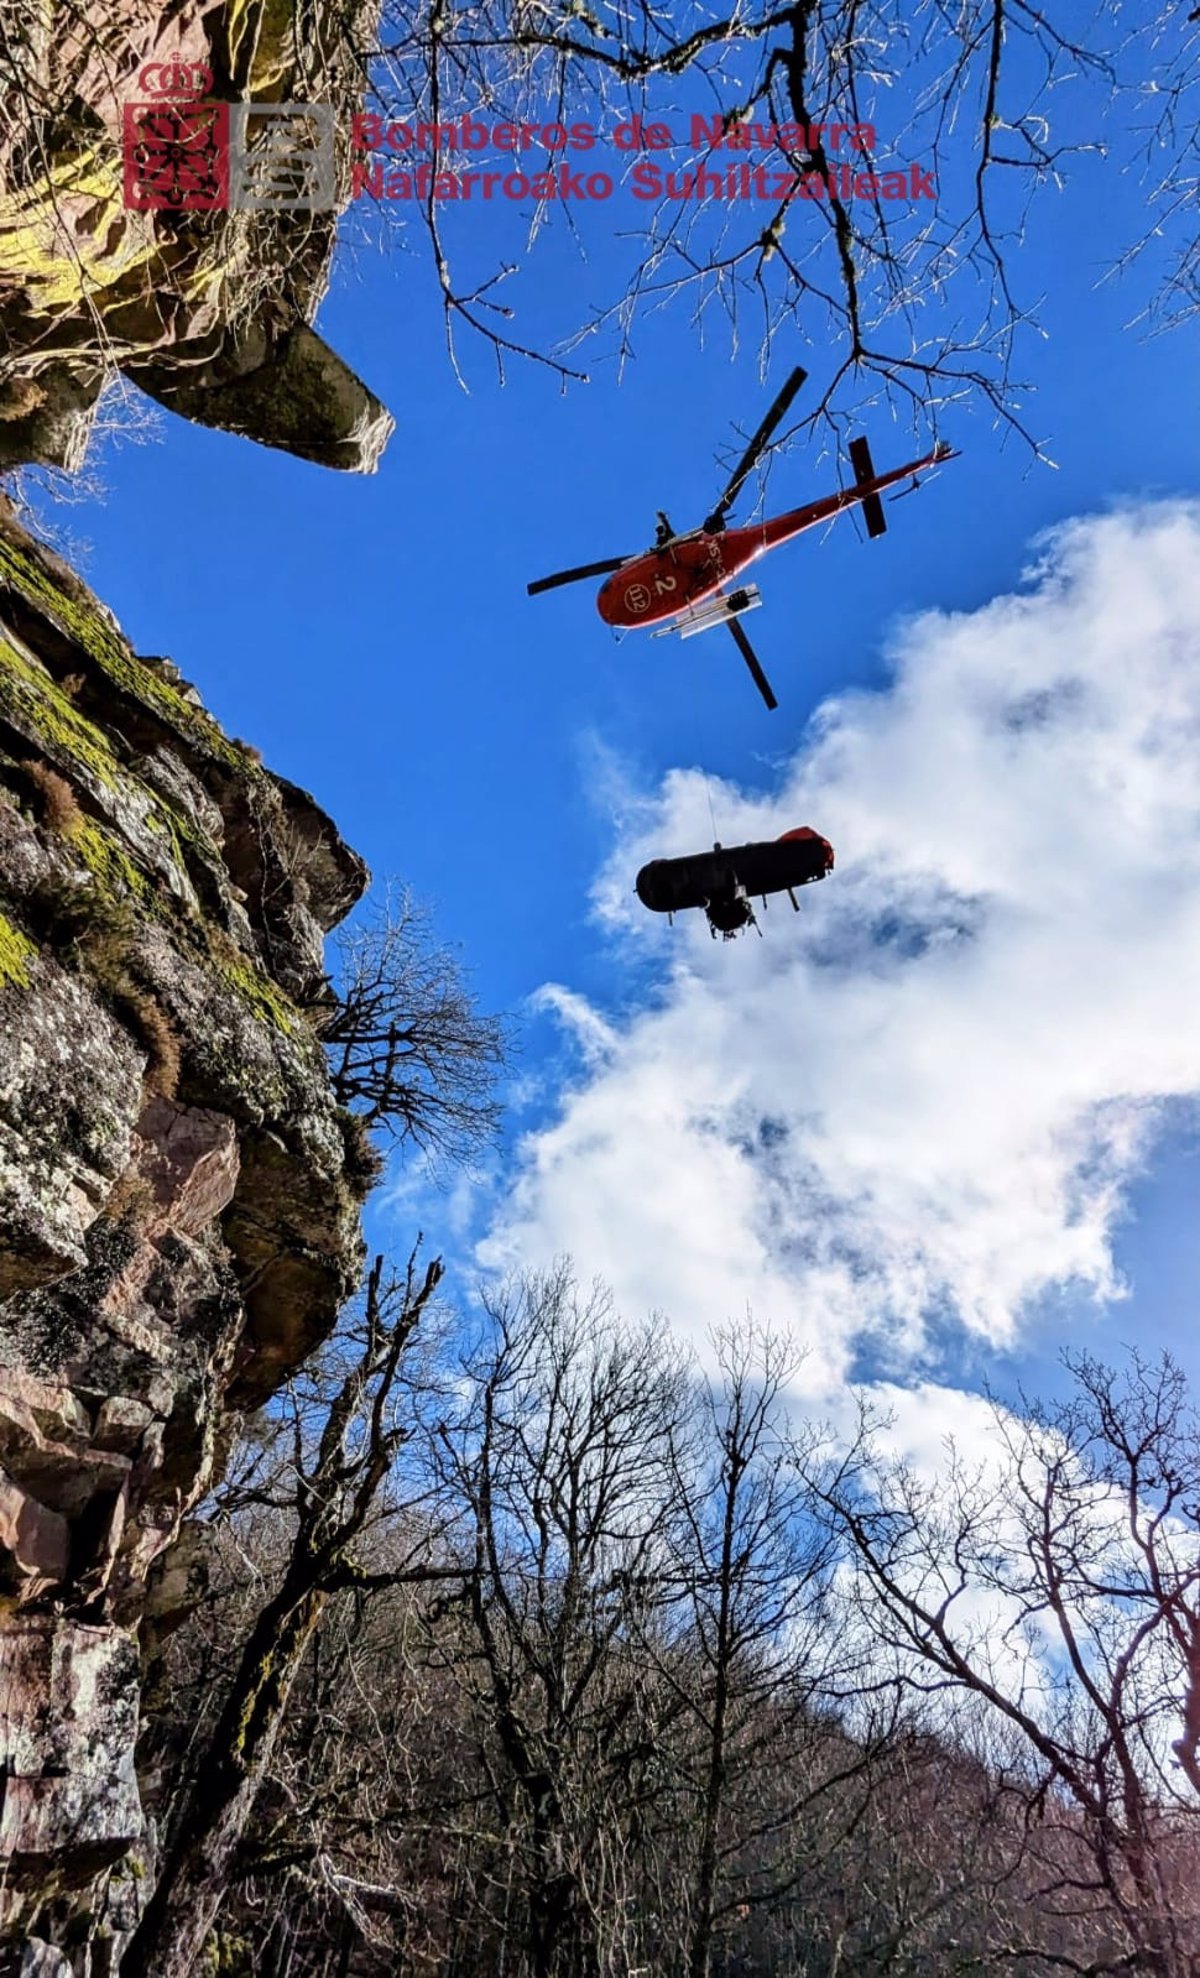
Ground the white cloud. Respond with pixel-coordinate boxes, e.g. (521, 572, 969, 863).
(482, 504, 1200, 1400)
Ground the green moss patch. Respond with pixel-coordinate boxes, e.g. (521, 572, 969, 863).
(0, 529, 315, 1051)
(0, 634, 124, 790)
(0, 537, 251, 773)
(205, 937, 297, 1036)
(0, 637, 221, 911)
(67, 815, 152, 907)
(0, 909, 35, 989)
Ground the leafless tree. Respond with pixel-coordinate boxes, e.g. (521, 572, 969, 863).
(7, 0, 1198, 485)
(432, 1262, 693, 1978)
(133, 1289, 1190, 1977)
(6, 0, 1200, 494)
(323, 887, 508, 1170)
(122, 1248, 466, 1978)
(804, 1350, 1200, 1978)
(338, 0, 1200, 451)
(656, 1325, 841, 1978)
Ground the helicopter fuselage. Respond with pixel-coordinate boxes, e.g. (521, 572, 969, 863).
(596, 442, 950, 630)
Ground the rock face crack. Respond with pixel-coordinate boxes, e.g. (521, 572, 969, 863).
(0, 500, 370, 1949)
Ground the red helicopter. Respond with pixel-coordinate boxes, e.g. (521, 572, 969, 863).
(527, 367, 957, 710)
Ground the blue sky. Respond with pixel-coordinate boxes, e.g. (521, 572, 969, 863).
(36, 57, 1200, 1434)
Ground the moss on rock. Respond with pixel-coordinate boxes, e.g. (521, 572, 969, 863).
(0, 909, 34, 989)
(66, 817, 152, 909)
(0, 634, 124, 792)
(203, 938, 297, 1038)
(0, 538, 250, 774)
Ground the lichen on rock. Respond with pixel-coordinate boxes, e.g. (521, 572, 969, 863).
(0, 498, 371, 1950)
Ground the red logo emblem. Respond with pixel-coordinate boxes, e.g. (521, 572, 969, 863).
(122, 56, 229, 211)
(624, 582, 651, 614)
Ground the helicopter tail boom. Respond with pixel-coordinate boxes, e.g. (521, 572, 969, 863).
(757, 439, 956, 555)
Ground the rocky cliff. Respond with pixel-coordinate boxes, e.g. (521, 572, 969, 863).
(0, 496, 371, 1966)
(0, 0, 393, 474)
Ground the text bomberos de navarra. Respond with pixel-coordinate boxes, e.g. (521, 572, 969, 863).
(351, 114, 937, 203)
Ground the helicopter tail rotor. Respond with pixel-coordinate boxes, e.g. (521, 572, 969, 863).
(848, 436, 888, 539)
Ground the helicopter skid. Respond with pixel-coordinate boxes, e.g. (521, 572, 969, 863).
(652, 584, 764, 640)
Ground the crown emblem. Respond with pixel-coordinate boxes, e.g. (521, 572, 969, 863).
(136, 58, 214, 99)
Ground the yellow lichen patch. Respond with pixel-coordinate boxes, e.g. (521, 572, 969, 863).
(0, 540, 128, 668)
(226, 0, 259, 79)
(0, 154, 155, 308)
(228, 0, 296, 94)
(0, 910, 35, 990)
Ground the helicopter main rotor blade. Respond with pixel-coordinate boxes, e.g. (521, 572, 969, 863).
(726, 615, 778, 712)
(527, 556, 631, 597)
(704, 365, 808, 533)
